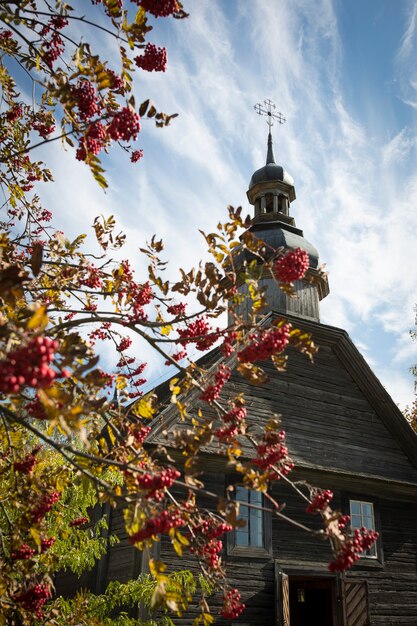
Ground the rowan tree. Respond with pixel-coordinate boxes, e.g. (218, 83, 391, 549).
(0, 1, 378, 623)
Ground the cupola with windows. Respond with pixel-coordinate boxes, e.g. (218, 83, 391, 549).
(232, 113, 329, 323)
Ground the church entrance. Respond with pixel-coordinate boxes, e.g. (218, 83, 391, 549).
(288, 577, 336, 626)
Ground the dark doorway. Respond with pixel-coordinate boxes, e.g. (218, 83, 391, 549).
(289, 578, 336, 626)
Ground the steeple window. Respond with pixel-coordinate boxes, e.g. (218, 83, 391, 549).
(265, 193, 274, 213)
(278, 194, 288, 214)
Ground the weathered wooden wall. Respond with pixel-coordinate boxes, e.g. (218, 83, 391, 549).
(56, 320, 417, 625)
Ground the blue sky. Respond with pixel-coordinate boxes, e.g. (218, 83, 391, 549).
(37, 0, 417, 408)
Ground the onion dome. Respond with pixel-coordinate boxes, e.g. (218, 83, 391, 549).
(247, 130, 296, 214)
(248, 131, 295, 191)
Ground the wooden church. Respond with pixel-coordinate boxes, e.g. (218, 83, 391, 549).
(58, 114, 417, 626)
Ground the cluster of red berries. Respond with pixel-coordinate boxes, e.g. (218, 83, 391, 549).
(238, 325, 290, 363)
(89, 322, 112, 345)
(41, 536, 55, 552)
(215, 403, 246, 441)
(306, 489, 333, 514)
(221, 588, 245, 620)
(130, 364, 147, 378)
(72, 79, 100, 121)
(130, 149, 143, 162)
(85, 121, 108, 155)
(107, 106, 141, 142)
(0, 336, 58, 394)
(190, 537, 223, 569)
(130, 425, 151, 445)
(165, 350, 187, 366)
(69, 516, 89, 528)
(107, 69, 125, 93)
(167, 302, 187, 317)
(117, 336, 132, 352)
(98, 369, 115, 387)
(215, 423, 239, 441)
(221, 331, 237, 357)
(13, 451, 39, 475)
(329, 528, 379, 572)
(135, 43, 167, 72)
(136, 467, 180, 500)
(177, 317, 219, 351)
(14, 583, 52, 619)
(193, 519, 233, 540)
(274, 247, 309, 283)
(80, 264, 104, 288)
(32, 117, 55, 138)
(31, 491, 60, 524)
(42, 32, 65, 68)
(9, 535, 55, 559)
(115, 260, 154, 322)
(129, 509, 185, 544)
(6, 105, 23, 122)
(11, 544, 36, 560)
(50, 15, 69, 30)
(118, 361, 147, 395)
(27, 396, 47, 420)
(338, 514, 350, 530)
(254, 430, 291, 473)
(138, 0, 180, 17)
(40, 15, 68, 35)
(200, 364, 231, 403)
(38, 208, 53, 222)
(0, 30, 13, 40)
(127, 281, 154, 322)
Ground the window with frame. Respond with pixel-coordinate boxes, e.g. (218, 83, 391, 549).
(227, 485, 271, 557)
(235, 486, 263, 547)
(349, 499, 377, 558)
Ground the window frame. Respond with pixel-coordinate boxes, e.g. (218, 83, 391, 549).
(349, 499, 377, 558)
(342, 493, 384, 568)
(226, 482, 272, 559)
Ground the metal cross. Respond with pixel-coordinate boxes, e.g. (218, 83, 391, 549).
(254, 99, 286, 128)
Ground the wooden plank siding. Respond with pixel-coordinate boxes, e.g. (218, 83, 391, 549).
(150, 320, 417, 484)
(55, 314, 417, 625)
(145, 471, 417, 625)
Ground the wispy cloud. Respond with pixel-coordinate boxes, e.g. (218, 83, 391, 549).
(395, 1, 417, 108)
(28, 0, 416, 408)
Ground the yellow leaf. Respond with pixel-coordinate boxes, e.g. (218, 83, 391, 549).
(175, 530, 190, 546)
(151, 581, 167, 610)
(27, 306, 48, 331)
(30, 527, 41, 547)
(161, 324, 173, 336)
(176, 400, 187, 420)
(131, 392, 157, 419)
(149, 558, 167, 577)
(172, 538, 183, 556)
(116, 376, 127, 391)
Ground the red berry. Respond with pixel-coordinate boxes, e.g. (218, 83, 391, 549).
(135, 43, 167, 72)
(138, 0, 180, 18)
(221, 588, 245, 619)
(238, 325, 290, 363)
(274, 248, 309, 283)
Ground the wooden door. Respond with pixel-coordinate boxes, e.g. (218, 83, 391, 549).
(274, 563, 290, 626)
(342, 580, 370, 626)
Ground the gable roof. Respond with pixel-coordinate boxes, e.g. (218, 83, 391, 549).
(146, 311, 417, 483)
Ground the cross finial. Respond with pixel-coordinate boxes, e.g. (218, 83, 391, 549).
(254, 99, 286, 128)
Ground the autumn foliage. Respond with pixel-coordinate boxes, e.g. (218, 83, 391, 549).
(0, 1, 378, 623)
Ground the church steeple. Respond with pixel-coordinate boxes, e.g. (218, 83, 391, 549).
(233, 101, 329, 323)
